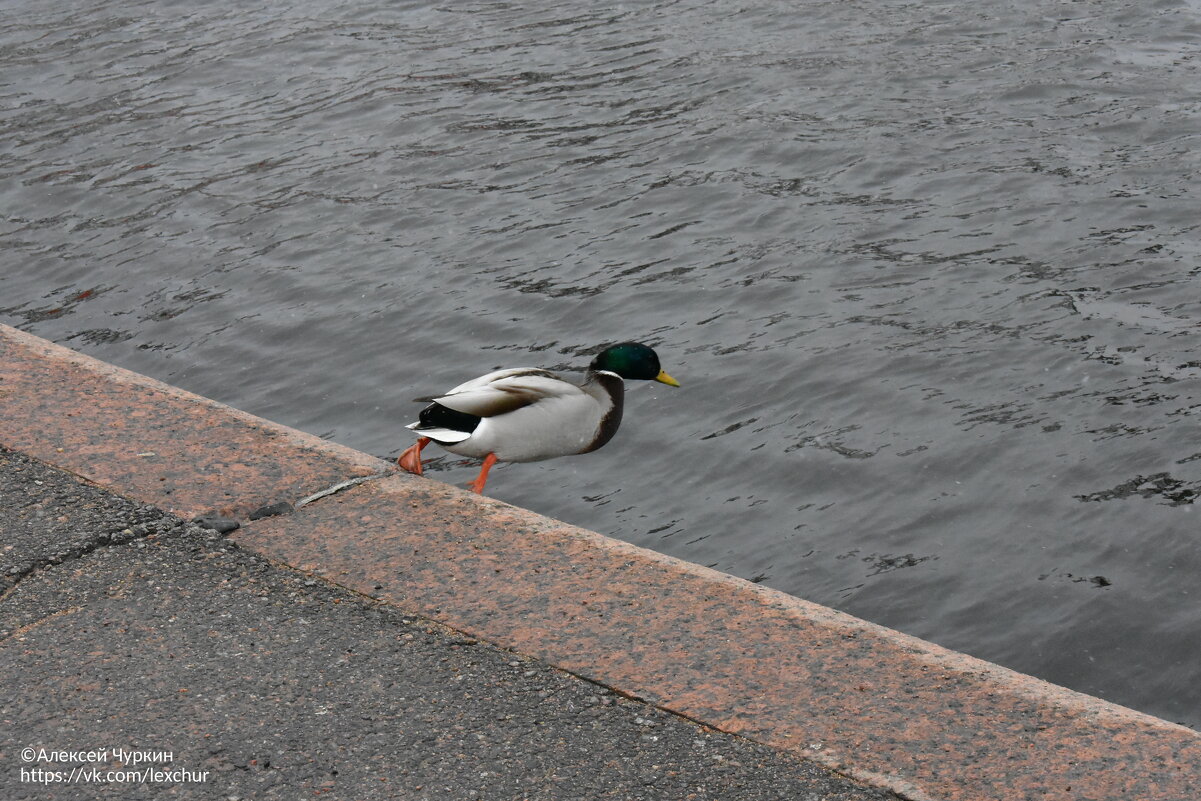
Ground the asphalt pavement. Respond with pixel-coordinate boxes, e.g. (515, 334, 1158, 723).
(0, 446, 897, 801)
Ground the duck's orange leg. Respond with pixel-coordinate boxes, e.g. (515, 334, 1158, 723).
(398, 437, 431, 475)
(467, 452, 499, 494)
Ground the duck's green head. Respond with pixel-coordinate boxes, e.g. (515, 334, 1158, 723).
(591, 342, 680, 386)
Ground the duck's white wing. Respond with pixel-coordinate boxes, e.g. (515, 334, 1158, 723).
(433, 370, 580, 418)
(452, 374, 610, 462)
(442, 367, 557, 396)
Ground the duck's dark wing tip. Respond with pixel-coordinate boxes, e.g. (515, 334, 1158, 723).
(418, 402, 482, 434)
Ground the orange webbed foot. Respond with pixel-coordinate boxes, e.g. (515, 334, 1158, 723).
(398, 437, 431, 475)
(467, 453, 499, 494)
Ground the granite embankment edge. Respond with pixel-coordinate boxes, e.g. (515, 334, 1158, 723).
(2, 323, 1197, 801)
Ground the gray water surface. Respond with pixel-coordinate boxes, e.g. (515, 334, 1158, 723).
(3, 0, 1201, 726)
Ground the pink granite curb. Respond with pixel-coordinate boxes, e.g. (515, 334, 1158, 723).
(3, 324, 1199, 801)
(0, 325, 388, 518)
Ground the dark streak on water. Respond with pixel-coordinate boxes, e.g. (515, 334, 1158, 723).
(3, 0, 1201, 726)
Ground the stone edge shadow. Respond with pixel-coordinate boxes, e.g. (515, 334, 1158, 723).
(2, 324, 1198, 801)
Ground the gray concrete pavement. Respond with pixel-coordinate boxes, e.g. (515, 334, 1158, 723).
(0, 447, 897, 801)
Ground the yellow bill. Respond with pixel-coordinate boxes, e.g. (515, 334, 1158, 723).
(655, 370, 681, 387)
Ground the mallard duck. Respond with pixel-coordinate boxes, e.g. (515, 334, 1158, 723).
(397, 342, 679, 494)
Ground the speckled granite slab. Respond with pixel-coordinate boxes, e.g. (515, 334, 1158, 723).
(4, 323, 1199, 800)
(235, 474, 1201, 801)
(0, 325, 387, 518)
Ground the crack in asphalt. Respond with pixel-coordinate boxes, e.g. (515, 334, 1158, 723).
(1, 517, 179, 599)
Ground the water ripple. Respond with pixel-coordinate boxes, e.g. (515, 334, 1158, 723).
(4, 0, 1201, 726)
